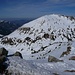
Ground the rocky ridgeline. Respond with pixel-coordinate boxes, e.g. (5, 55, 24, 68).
(0, 47, 23, 74)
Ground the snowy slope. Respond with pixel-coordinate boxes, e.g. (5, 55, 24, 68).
(0, 14, 75, 60)
(5, 56, 75, 75)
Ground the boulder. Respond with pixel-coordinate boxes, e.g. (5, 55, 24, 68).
(48, 55, 63, 62)
(65, 70, 75, 72)
(0, 55, 6, 63)
(69, 56, 75, 60)
(0, 47, 8, 56)
(0, 56, 8, 74)
(14, 51, 23, 59)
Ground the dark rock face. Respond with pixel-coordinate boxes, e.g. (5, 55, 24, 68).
(14, 51, 23, 59)
(0, 47, 8, 56)
(0, 47, 8, 74)
(0, 55, 6, 63)
(48, 55, 63, 62)
(0, 48, 23, 74)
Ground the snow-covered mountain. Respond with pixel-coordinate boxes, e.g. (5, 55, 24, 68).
(1, 14, 75, 75)
(0, 14, 75, 60)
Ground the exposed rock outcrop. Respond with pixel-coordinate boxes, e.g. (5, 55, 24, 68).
(0, 55, 6, 63)
(65, 70, 75, 72)
(0, 48, 23, 74)
(60, 46, 71, 57)
(48, 55, 63, 62)
(0, 47, 8, 64)
(13, 51, 23, 59)
(0, 47, 8, 56)
(0, 47, 8, 74)
(69, 56, 75, 60)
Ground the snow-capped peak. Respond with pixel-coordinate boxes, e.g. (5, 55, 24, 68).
(1, 14, 75, 60)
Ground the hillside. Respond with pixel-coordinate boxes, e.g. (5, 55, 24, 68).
(0, 14, 75, 60)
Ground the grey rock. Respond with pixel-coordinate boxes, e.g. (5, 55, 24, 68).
(0, 47, 8, 56)
(0, 55, 6, 63)
(14, 51, 23, 59)
(48, 55, 63, 62)
(69, 56, 75, 60)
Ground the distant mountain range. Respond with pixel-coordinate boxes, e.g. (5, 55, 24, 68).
(10, 18, 35, 25)
(0, 19, 34, 35)
(0, 20, 18, 35)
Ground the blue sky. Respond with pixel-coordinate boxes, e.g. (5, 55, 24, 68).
(0, 0, 75, 18)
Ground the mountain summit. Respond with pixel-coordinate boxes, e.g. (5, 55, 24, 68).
(1, 14, 75, 60)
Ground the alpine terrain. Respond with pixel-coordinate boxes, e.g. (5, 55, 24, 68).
(0, 14, 75, 75)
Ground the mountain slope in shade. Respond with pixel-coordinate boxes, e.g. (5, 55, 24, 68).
(0, 19, 35, 36)
(0, 14, 75, 60)
(0, 20, 19, 35)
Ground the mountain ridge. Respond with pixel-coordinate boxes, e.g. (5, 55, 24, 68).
(0, 14, 75, 60)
